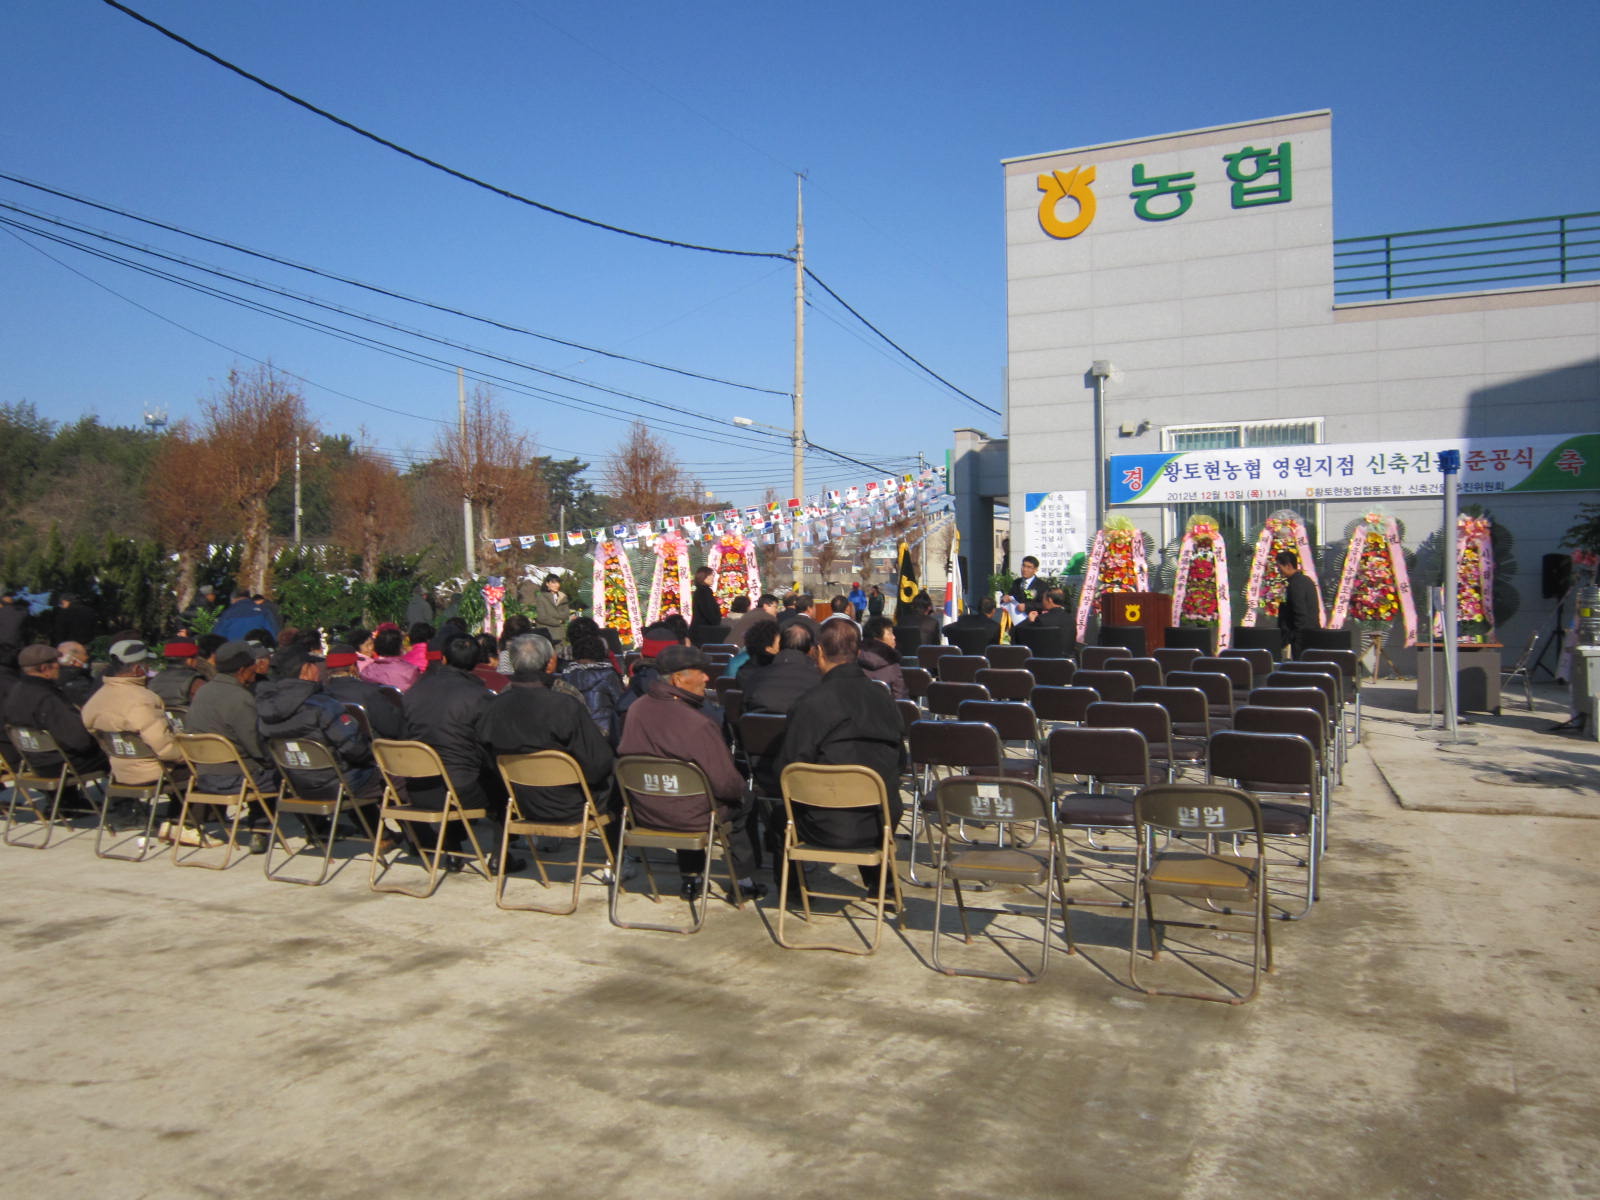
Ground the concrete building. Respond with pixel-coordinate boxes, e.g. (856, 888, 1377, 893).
(955, 110, 1598, 666)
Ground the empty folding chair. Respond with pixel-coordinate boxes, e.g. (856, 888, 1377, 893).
(1080, 646, 1134, 671)
(1119, 657, 1165, 688)
(368, 738, 490, 897)
(1133, 685, 1210, 774)
(939, 655, 988, 684)
(611, 755, 750, 934)
(170, 732, 269, 870)
(1154, 647, 1202, 676)
(901, 667, 933, 705)
(905, 719, 1009, 885)
(1495, 634, 1538, 716)
(1191, 657, 1253, 709)
(1085, 701, 1175, 782)
(776, 762, 903, 955)
(1027, 657, 1075, 687)
(712, 675, 742, 703)
(957, 700, 1043, 783)
(1030, 685, 1099, 731)
(983, 644, 1032, 670)
(929, 776, 1071, 982)
(918, 645, 959, 675)
(493, 750, 615, 914)
(1303, 649, 1364, 741)
(265, 736, 382, 885)
(1207, 729, 1321, 918)
(925, 680, 990, 719)
(1166, 670, 1236, 730)
(1129, 783, 1272, 1004)
(1233, 705, 1331, 851)
(1264, 670, 1345, 772)
(1073, 669, 1136, 703)
(1045, 725, 1151, 845)
(1221, 647, 1275, 687)
(974, 667, 1036, 702)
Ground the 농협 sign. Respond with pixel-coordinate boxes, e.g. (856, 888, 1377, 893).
(1109, 434, 1599, 506)
(1024, 490, 1089, 572)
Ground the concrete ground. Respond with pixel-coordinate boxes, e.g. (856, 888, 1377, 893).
(2, 680, 1597, 1200)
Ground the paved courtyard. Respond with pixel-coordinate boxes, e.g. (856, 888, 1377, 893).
(2, 679, 1596, 1199)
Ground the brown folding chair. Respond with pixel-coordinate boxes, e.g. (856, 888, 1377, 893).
(1207, 729, 1321, 918)
(712, 675, 741, 703)
(93, 730, 182, 862)
(368, 739, 489, 897)
(906, 719, 1008, 885)
(983, 644, 1032, 670)
(1045, 724, 1151, 849)
(1134, 685, 1211, 773)
(1130, 783, 1272, 1004)
(901, 667, 934, 705)
(1234, 705, 1331, 853)
(700, 643, 738, 656)
(776, 763, 903, 955)
(171, 732, 269, 870)
(925, 680, 989, 719)
(1080, 646, 1134, 671)
(1030, 685, 1099, 730)
(917, 645, 959, 675)
(4, 725, 108, 850)
(1221, 647, 1275, 687)
(1085, 701, 1174, 782)
(1264, 671, 1345, 777)
(1153, 647, 1202, 676)
(493, 751, 615, 914)
(939, 655, 988, 684)
(264, 736, 382, 886)
(958, 700, 1043, 783)
(1118, 658, 1165, 688)
(1166, 670, 1236, 730)
(974, 667, 1036, 702)
(930, 776, 1071, 982)
(1304, 649, 1364, 741)
(1027, 657, 1075, 687)
(1192, 657, 1253, 708)
(611, 755, 748, 934)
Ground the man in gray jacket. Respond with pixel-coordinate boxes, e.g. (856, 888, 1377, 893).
(185, 640, 276, 797)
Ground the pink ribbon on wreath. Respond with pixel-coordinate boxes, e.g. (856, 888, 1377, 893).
(1458, 515, 1495, 630)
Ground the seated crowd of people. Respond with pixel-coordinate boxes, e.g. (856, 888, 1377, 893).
(0, 583, 986, 902)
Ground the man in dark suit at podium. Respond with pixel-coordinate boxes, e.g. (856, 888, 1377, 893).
(1009, 556, 1046, 606)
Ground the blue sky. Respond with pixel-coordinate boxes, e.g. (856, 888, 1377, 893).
(4, 0, 1597, 509)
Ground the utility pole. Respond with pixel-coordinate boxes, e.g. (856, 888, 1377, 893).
(792, 172, 807, 594)
(459, 367, 476, 577)
(293, 434, 303, 547)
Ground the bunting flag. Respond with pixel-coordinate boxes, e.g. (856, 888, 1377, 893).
(541, 532, 559, 548)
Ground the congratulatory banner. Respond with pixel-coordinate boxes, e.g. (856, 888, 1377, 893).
(1109, 433, 1600, 506)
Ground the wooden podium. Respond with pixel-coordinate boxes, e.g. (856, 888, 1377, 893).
(1100, 592, 1173, 653)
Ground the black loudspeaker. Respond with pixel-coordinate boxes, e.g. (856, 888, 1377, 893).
(1098, 626, 1147, 656)
(1301, 628, 1358, 653)
(1543, 553, 1573, 599)
(1230, 627, 1282, 652)
(1164, 626, 1215, 653)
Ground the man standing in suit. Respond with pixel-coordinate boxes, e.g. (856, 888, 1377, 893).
(1275, 551, 1321, 659)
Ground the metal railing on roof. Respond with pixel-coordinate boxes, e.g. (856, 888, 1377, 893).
(1333, 211, 1600, 301)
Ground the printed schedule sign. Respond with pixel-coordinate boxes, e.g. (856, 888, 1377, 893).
(1024, 490, 1089, 573)
(1109, 434, 1599, 506)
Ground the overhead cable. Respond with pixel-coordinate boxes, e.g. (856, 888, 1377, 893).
(0, 172, 789, 398)
(98, 1, 794, 264)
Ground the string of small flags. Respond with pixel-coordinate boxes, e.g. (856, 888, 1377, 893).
(489, 469, 950, 556)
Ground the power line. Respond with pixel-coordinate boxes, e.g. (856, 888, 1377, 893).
(98, 0, 793, 264)
(804, 267, 1000, 417)
(0, 172, 790, 398)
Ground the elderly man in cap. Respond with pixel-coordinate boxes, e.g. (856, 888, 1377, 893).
(82, 639, 186, 815)
(2, 642, 109, 787)
(256, 643, 378, 801)
(55, 641, 97, 708)
(150, 639, 208, 709)
(185, 640, 277, 821)
(616, 644, 765, 900)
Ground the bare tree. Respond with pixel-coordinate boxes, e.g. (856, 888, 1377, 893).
(332, 450, 412, 582)
(145, 426, 227, 610)
(433, 386, 547, 566)
(603, 421, 697, 523)
(199, 365, 309, 595)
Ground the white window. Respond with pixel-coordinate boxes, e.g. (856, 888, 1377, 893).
(1160, 418, 1324, 547)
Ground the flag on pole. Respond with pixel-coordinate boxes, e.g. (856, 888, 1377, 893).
(894, 540, 919, 614)
(943, 529, 963, 622)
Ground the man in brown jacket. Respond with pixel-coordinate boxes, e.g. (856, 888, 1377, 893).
(616, 644, 764, 900)
(82, 639, 185, 786)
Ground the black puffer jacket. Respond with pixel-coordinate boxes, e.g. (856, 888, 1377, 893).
(402, 666, 496, 810)
(2, 674, 107, 775)
(256, 678, 371, 797)
(742, 649, 821, 715)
